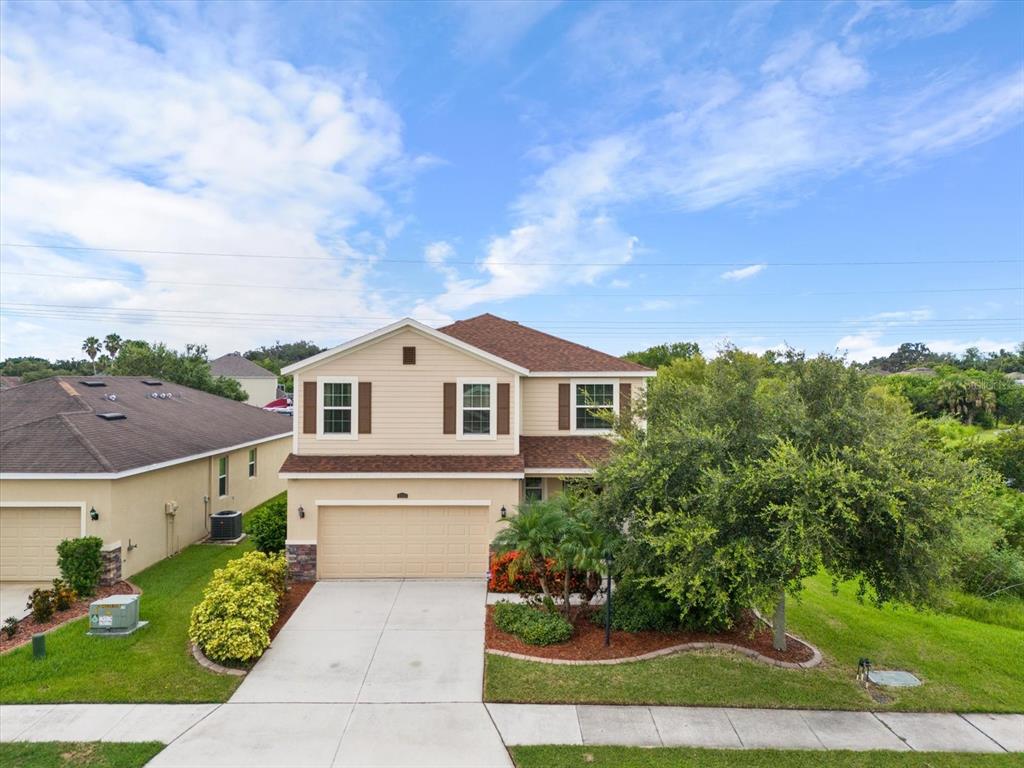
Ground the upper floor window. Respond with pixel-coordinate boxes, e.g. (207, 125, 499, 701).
(248, 447, 257, 478)
(217, 456, 228, 497)
(574, 381, 615, 431)
(458, 378, 495, 438)
(317, 376, 358, 439)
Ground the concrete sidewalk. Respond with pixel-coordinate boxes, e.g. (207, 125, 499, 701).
(3, 702, 1020, 757)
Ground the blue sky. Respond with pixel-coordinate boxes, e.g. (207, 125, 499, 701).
(1, 0, 1021, 362)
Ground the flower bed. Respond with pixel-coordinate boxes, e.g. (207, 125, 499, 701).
(0, 581, 139, 654)
(485, 605, 818, 666)
(488, 550, 589, 594)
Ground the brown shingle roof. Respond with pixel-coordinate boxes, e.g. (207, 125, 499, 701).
(521, 436, 611, 470)
(281, 453, 525, 474)
(210, 353, 277, 378)
(438, 314, 651, 373)
(0, 377, 291, 474)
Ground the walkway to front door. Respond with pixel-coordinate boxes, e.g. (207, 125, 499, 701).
(150, 579, 512, 767)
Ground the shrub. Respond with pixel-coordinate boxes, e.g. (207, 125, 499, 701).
(591, 580, 682, 633)
(215, 551, 287, 596)
(188, 580, 278, 663)
(492, 601, 573, 646)
(488, 551, 587, 596)
(247, 496, 287, 554)
(50, 578, 78, 611)
(27, 588, 54, 623)
(56, 536, 104, 596)
(2, 616, 18, 639)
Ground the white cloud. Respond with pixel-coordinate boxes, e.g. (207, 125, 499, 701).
(450, 1, 560, 59)
(0, 4, 414, 358)
(721, 264, 767, 281)
(801, 43, 869, 95)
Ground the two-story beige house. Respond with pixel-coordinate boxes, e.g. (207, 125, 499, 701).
(280, 314, 653, 580)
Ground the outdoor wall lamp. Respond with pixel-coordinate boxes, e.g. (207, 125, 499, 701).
(297, 506, 305, 519)
(500, 506, 507, 519)
(89, 507, 99, 521)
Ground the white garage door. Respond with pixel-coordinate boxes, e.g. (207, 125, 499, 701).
(318, 505, 490, 579)
(0, 506, 81, 580)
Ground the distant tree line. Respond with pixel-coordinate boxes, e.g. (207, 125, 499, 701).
(242, 340, 323, 394)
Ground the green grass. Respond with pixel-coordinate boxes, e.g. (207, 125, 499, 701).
(0, 742, 163, 768)
(486, 574, 1024, 712)
(510, 746, 1024, 768)
(941, 590, 1024, 631)
(0, 540, 254, 703)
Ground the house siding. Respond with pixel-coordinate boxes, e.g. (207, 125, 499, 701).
(293, 328, 518, 456)
(521, 376, 646, 436)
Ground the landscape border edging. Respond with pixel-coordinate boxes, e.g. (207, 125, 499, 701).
(190, 642, 247, 677)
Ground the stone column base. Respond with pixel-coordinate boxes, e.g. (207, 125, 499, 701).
(99, 543, 123, 586)
(286, 543, 317, 581)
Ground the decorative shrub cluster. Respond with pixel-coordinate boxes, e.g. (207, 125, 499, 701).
(488, 551, 587, 595)
(24, 579, 79, 624)
(2, 616, 18, 639)
(188, 551, 286, 664)
(56, 536, 104, 596)
(492, 601, 573, 646)
(247, 496, 287, 554)
(591, 580, 681, 633)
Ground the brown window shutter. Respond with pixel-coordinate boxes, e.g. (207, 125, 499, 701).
(358, 382, 372, 434)
(497, 383, 510, 435)
(619, 382, 632, 423)
(558, 383, 570, 431)
(443, 382, 457, 434)
(302, 381, 317, 434)
(403, 346, 416, 365)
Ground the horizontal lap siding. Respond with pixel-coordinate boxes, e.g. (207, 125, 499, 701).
(522, 377, 647, 436)
(294, 328, 517, 455)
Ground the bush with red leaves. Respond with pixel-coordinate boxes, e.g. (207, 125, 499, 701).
(488, 550, 589, 595)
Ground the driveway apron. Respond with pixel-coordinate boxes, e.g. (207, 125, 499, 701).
(151, 579, 511, 768)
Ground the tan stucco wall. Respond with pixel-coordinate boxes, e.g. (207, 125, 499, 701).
(286, 476, 519, 545)
(0, 435, 291, 579)
(294, 327, 518, 456)
(521, 376, 647, 435)
(233, 376, 278, 407)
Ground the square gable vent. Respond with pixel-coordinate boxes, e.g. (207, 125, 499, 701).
(97, 412, 126, 421)
(80, 380, 106, 387)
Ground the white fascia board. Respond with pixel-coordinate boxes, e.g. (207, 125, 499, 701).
(0, 432, 292, 481)
(528, 370, 656, 378)
(314, 499, 492, 507)
(524, 467, 596, 476)
(281, 318, 529, 376)
(280, 472, 524, 480)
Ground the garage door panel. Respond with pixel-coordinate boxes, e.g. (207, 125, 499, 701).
(318, 505, 490, 579)
(0, 506, 80, 580)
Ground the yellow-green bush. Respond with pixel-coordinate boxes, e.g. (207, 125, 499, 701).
(188, 551, 287, 664)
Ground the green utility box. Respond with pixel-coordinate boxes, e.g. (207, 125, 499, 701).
(87, 594, 147, 636)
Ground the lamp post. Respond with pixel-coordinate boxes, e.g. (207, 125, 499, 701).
(603, 551, 614, 647)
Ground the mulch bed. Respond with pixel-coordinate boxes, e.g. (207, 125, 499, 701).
(485, 605, 815, 664)
(269, 580, 314, 641)
(0, 581, 139, 654)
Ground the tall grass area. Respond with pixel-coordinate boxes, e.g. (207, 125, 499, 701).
(942, 590, 1024, 631)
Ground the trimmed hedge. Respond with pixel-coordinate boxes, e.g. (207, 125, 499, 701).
(492, 601, 573, 646)
(188, 551, 286, 664)
(591, 580, 681, 633)
(247, 496, 287, 554)
(56, 536, 104, 596)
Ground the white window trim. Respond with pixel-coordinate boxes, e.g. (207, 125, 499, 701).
(457, 376, 497, 440)
(217, 456, 229, 498)
(570, 378, 618, 434)
(524, 477, 544, 503)
(317, 375, 359, 440)
(248, 447, 257, 479)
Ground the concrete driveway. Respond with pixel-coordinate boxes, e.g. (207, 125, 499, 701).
(151, 579, 511, 768)
(0, 582, 47, 621)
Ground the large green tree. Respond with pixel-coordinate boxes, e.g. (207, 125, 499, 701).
(110, 341, 246, 400)
(593, 349, 1004, 649)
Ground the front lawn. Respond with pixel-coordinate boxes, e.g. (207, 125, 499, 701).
(0, 540, 254, 703)
(486, 574, 1024, 712)
(510, 746, 1022, 768)
(0, 742, 163, 768)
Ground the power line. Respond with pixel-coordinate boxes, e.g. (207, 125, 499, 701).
(2, 242, 1020, 268)
(0, 270, 1018, 299)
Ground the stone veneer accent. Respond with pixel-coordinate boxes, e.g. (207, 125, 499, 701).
(287, 543, 317, 582)
(99, 543, 122, 586)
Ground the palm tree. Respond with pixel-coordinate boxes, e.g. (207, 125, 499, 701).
(553, 507, 607, 617)
(491, 501, 566, 598)
(82, 336, 101, 374)
(104, 333, 122, 360)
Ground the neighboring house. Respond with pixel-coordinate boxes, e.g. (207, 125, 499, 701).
(280, 313, 654, 581)
(1006, 372, 1024, 385)
(0, 377, 291, 583)
(210, 353, 279, 406)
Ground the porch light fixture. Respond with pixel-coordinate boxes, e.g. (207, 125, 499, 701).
(297, 506, 305, 519)
(500, 506, 507, 519)
(89, 507, 99, 521)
